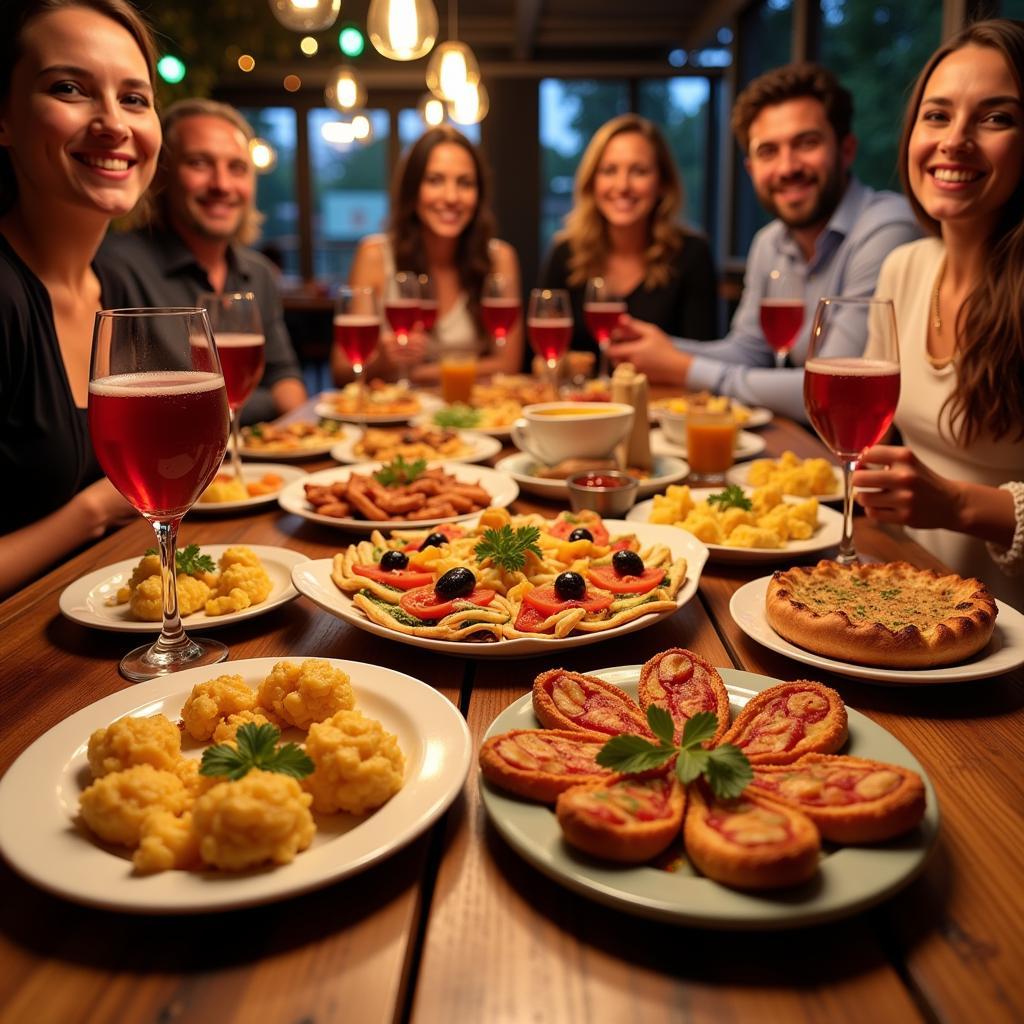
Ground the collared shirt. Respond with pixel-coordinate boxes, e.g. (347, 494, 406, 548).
(98, 228, 302, 424)
(677, 177, 921, 421)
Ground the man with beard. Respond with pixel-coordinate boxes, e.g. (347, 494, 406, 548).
(606, 63, 920, 421)
(101, 99, 306, 424)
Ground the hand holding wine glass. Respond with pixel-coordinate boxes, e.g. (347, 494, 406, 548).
(527, 288, 573, 397)
(482, 273, 520, 351)
(584, 277, 626, 381)
(760, 267, 805, 369)
(334, 285, 381, 411)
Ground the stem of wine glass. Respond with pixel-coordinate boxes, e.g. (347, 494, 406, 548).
(836, 459, 859, 564)
(150, 518, 195, 659)
(597, 340, 610, 381)
(545, 357, 559, 399)
(353, 363, 364, 410)
(396, 333, 410, 388)
(774, 351, 787, 370)
(228, 412, 245, 483)
(493, 330, 506, 350)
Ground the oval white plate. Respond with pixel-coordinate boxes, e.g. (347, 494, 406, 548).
(650, 427, 767, 462)
(330, 429, 502, 466)
(726, 461, 845, 504)
(191, 463, 307, 513)
(237, 424, 350, 461)
(59, 545, 306, 633)
(315, 391, 443, 425)
(278, 460, 518, 533)
(494, 453, 689, 502)
(413, 410, 513, 440)
(729, 575, 1024, 684)
(0, 658, 471, 913)
(291, 520, 709, 658)
(652, 406, 774, 430)
(626, 489, 843, 564)
(480, 666, 939, 929)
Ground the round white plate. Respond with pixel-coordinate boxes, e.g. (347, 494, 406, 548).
(330, 429, 502, 466)
(480, 667, 939, 929)
(650, 428, 767, 462)
(413, 410, 513, 441)
(292, 520, 709, 658)
(315, 391, 443, 425)
(191, 463, 307, 513)
(626, 489, 843, 564)
(237, 424, 349, 461)
(494, 453, 690, 502)
(59, 545, 306, 633)
(651, 406, 774, 429)
(726, 461, 845, 504)
(729, 575, 1024, 684)
(278, 460, 518, 533)
(0, 658, 471, 913)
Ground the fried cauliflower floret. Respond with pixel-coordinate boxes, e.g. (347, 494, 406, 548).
(79, 765, 191, 847)
(192, 770, 315, 870)
(128, 574, 210, 620)
(171, 757, 220, 800)
(257, 659, 355, 730)
(180, 674, 257, 741)
(87, 714, 182, 778)
(132, 810, 201, 873)
(303, 709, 404, 815)
(219, 546, 263, 570)
(211, 707, 284, 744)
(211, 563, 272, 607)
(205, 587, 253, 616)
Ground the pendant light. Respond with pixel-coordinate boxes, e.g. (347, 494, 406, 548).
(448, 80, 488, 126)
(425, 1, 479, 100)
(249, 138, 278, 173)
(367, 0, 438, 61)
(325, 66, 367, 112)
(418, 92, 446, 128)
(267, 0, 340, 33)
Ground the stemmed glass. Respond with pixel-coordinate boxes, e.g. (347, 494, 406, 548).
(804, 297, 900, 564)
(584, 277, 626, 381)
(385, 271, 421, 387)
(527, 288, 573, 396)
(197, 291, 264, 483)
(481, 273, 520, 350)
(417, 273, 438, 333)
(760, 267, 805, 369)
(334, 285, 381, 411)
(88, 308, 231, 681)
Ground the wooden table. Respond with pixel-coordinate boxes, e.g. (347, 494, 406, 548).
(1, 404, 1021, 1024)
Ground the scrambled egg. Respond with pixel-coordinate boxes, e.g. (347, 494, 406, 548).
(87, 714, 182, 777)
(746, 450, 839, 497)
(181, 674, 258, 741)
(258, 659, 355, 730)
(134, 810, 200, 873)
(78, 765, 191, 846)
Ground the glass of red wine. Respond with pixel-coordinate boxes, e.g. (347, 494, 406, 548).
(334, 285, 381, 411)
(417, 273, 438, 333)
(804, 297, 900, 564)
(584, 276, 626, 381)
(760, 267, 805, 369)
(89, 308, 231, 681)
(528, 288, 573, 396)
(197, 291, 263, 484)
(482, 273, 520, 351)
(386, 271, 421, 387)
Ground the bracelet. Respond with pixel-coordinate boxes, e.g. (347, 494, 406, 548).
(987, 481, 1024, 577)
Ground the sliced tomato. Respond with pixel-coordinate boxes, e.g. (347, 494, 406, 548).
(587, 565, 666, 595)
(402, 523, 465, 552)
(353, 564, 435, 590)
(610, 535, 639, 552)
(514, 603, 555, 634)
(522, 583, 614, 617)
(399, 585, 496, 620)
(547, 510, 609, 547)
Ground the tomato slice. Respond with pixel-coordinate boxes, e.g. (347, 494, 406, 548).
(353, 564, 435, 590)
(547, 511, 609, 547)
(610, 535, 639, 552)
(403, 523, 465, 552)
(522, 583, 615, 617)
(399, 585, 496, 620)
(514, 603, 554, 634)
(587, 565, 666, 595)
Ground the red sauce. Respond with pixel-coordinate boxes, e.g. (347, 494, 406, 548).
(571, 474, 631, 489)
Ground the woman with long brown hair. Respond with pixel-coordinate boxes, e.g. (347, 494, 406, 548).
(856, 18, 1024, 604)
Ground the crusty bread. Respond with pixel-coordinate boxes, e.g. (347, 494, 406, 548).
(533, 668, 651, 737)
(637, 648, 731, 745)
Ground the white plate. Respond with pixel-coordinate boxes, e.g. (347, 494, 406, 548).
(59, 545, 306, 633)
(330, 429, 502, 466)
(278, 461, 519, 533)
(413, 411, 513, 441)
(292, 520, 709, 658)
(727, 462, 845, 504)
(626, 489, 843, 564)
(480, 667, 939, 929)
(0, 658, 471, 913)
(494, 453, 690, 502)
(650, 428, 767, 462)
(651, 406, 774, 429)
(315, 391, 443, 425)
(729, 575, 1024, 684)
(238, 425, 350, 461)
(190, 463, 307, 513)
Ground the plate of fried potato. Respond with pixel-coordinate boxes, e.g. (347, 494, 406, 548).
(727, 451, 844, 503)
(331, 426, 502, 465)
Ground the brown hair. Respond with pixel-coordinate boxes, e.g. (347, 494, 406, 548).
(0, 0, 157, 215)
(731, 62, 854, 152)
(898, 18, 1024, 446)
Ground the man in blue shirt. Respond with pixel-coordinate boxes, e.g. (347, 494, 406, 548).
(607, 63, 920, 421)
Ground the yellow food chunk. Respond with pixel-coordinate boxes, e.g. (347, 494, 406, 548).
(133, 810, 200, 873)
(181, 674, 257, 741)
(79, 765, 191, 847)
(87, 714, 182, 778)
(257, 659, 355, 730)
(681, 514, 724, 544)
(219, 546, 263, 570)
(200, 476, 248, 503)
(129, 554, 162, 590)
(211, 707, 283, 744)
(725, 525, 784, 548)
(171, 757, 220, 800)
(205, 587, 253, 616)
(212, 563, 272, 606)
(128, 576, 164, 621)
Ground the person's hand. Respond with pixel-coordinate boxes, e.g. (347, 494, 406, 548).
(605, 314, 692, 384)
(853, 446, 965, 530)
(379, 326, 429, 370)
(71, 478, 137, 537)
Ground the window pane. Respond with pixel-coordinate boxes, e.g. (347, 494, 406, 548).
(738, 0, 792, 88)
(1002, 0, 1024, 15)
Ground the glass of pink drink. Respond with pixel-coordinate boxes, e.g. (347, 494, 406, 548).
(334, 285, 381, 410)
(584, 276, 626, 381)
(804, 297, 900, 564)
(386, 271, 421, 388)
(760, 267, 805, 369)
(528, 288, 573, 396)
(417, 273, 438, 333)
(482, 273, 521, 351)
(89, 308, 230, 681)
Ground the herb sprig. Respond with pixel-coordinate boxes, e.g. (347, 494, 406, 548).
(144, 543, 216, 577)
(597, 708, 752, 799)
(200, 723, 314, 781)
(374, 455, 428, 487)
(433, 404, 482, 428)
(707, 485, 753, 512)
(474, 524, 543, 573)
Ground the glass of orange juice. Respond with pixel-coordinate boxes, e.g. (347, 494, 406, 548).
(686, 404, 736, 485)
(441, 341, 478, 405)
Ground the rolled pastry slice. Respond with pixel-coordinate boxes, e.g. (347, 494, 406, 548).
(556, 773, 685, 863)
(748, 753, 926, 843)
(533, 668, 651, 737)
(638, 648, 731, 745)
(718, 681, 847, 765)
(479, 729, 615, 803)
(684, 781, 820, 890)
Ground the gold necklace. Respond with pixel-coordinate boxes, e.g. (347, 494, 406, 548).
(928, 258, 953, 369)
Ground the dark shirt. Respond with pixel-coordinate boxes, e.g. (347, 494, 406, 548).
(99, 227, 302, 424)
(539, 234, 719, 357)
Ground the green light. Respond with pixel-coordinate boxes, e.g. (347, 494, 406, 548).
(338, 26, 365, 58)
(157, 55, 186, 84)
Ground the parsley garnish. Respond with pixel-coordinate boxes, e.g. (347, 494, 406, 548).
(597, 707, 752, 799)
(706, 485, 752, 512)
(474, 524, 543, 573)
(144, 543, 217, 577)
(434, 403, 482, 428)
(374, 455, 428, 487)
(200, 723, 314, 781)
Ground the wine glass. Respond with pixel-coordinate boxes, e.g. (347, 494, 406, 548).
(89, 308, 231, 681)
(583, 277, 626, 381)
(528, 288, 573, 396)
(417, 273, 438, 333)
(198, 291, 264, 484)
(385, 271, 421, 387)
(481, 273, 520, 350)
(760, 267, 805, 369)
(804, 297, 900, 564)
(334, 285, 381, 411)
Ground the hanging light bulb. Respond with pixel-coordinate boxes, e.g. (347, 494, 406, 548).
(448, 80, 488, 125)
(267, 0, 340, 32)
(367, 0, 438, 61)
(325, 66, 367, 112)
(249, 138, 278, 173)
(418, 92, 446, 128)
(321, 120, 356, 147)
(351, 113, 373, 143)
(426, 41, 480, 100)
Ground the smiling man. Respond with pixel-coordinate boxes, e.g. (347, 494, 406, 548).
(607, 64, 921, 421)
(100, 99, 306, 424)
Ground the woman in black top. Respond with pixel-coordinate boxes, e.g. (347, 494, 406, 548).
(0, 0, 161, 595)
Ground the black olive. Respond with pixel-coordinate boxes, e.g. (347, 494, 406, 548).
(435, 566, 476, 599)
(612, 549, 645, 577)
(554, 571, 586, 601)
(421, 532, 448, 550)
(380, 550, 409, 571)
(568, 527, 594, 543)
